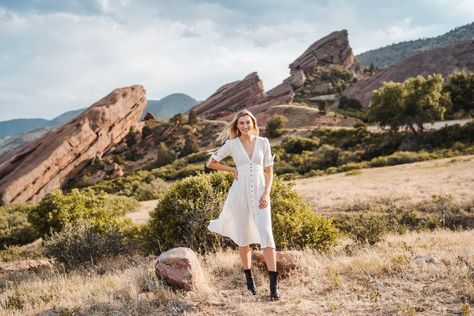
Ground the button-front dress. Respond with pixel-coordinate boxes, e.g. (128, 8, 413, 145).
(207, 136, 276, 248)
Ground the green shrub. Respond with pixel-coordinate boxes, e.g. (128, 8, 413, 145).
(345, 214, 387, 245)
(179, 136, 199, 158)
(266, 114, 288, 138)
(339, 96, 363, 110)
(44, 221, 127, 269)
(147, 172, 337, 254)
(156, 142, 175, 167)
(281, 136, 320, 154)
(0, 204, 39, 249)
(28, 188, 132, 236)
(270, 178, 337, 251)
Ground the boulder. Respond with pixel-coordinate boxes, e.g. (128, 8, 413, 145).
(187, 72, 265, 118)
(155, 247, 206, 291)
(252, 250, 302, 278)
(0, 85, 147, 205)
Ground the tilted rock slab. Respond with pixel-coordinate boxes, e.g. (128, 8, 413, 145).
(0, 85, 146, 205)
(155, 247, 206, 291)
(187, 72, 265, 119)
(261, 29, 361, 107)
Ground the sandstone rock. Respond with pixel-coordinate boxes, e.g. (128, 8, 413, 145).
(0, 259, 52, 273)
(155, 247, 206, 291)
(261, 30, 360, 107)
(144, 112, 156, 120)
(0, 85, 147, 205)
(107, 162, 124, 178)
(290, 30, 357, 73)
(342, 40, 474, 107)
(252, 250, 302, 278)
(187, 72, 265, 118)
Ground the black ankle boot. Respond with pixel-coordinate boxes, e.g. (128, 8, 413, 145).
(243, 268, 257, 295)
(269, 271, 280, 300)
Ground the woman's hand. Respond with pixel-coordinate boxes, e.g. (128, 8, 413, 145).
(231, 167, 238, 181)
(259, 192, 270, 209)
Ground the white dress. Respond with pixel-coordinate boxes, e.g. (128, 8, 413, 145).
(207, 136, 276, 249)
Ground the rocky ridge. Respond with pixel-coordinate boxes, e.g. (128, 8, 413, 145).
(0, 85, 147, 205)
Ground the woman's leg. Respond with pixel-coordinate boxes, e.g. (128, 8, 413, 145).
(263, 247, 277, 271)
(239, 245, 252, 269)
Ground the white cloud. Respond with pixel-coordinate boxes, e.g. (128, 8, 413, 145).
(0, 1, 471, 120)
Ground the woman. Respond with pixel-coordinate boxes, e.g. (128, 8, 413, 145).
(206, 109, 280, 301)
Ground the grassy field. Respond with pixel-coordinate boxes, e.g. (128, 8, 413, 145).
(292, 155, 474, 213)
(1, 230, 473, 315)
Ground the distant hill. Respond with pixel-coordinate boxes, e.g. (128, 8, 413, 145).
(0, 118, 49, 137)
(357, 22, 474, 68)
(143, 93, 198, 119)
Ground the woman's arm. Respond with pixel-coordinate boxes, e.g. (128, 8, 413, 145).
(259, 166, 273, 208)
(207, 158, 238, 180)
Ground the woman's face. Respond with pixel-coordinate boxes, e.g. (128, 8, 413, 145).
(237, 115, 254, 135)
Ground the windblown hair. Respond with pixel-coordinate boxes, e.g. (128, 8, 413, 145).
(216, 109, 259, 143)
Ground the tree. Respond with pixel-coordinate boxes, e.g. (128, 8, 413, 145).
(403, 74, 448, 135)
(444, 70, 474, 114)
(368, 74, 449, 135)
(188, 110, 198, 125)
(169, 113, 185, 125)
(266, 114, 288, 138)
(179, 136, 199, 158)
(318, 100, 329, 114)
(156, 142, 175, 167)
(368, 81, 406, 132)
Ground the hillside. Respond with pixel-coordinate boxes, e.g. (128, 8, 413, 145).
(343, 40, 474, 106)
(357, 22, 474, 68)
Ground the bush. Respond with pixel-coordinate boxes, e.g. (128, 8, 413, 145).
(346, 214, 387, 245)
(156, 142, 175, 167)
(281, 136, 320, 154)
(147, 172, 337, 254)
(44, 221, 127, 269)
(88, 171, 167, 201)
(339, 96, 363, 110)
(266, 114, 288, 138)
(179, 136, 199, 158)
(28, 188, 132, 236)
(0, 204, 39, 249)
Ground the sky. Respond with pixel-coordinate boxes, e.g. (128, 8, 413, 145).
(0, 0, 473, 121)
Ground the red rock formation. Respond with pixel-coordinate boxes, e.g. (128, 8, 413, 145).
(342, 40, 474, 107)
(0, 85, 147, 205)
(187, 72, 265, 118)
(261, 30, 361, 107)
(290, 30, 357, 73)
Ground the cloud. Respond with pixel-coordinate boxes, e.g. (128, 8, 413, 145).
(0, 0, 471, 120)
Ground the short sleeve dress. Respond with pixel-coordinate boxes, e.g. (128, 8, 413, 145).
(207, 136, 276, 249)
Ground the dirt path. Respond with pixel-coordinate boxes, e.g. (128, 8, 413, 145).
(125, 200, 159, 224)
(292, 155, 474, 212)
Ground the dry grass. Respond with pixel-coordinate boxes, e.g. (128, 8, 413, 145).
(1, 230, 473, 315)
(292, 155, 474, 212)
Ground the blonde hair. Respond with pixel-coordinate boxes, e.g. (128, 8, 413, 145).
(216, 109, 259, 143)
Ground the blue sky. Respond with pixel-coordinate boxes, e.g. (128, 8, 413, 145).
(0, 0, 472, 121)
